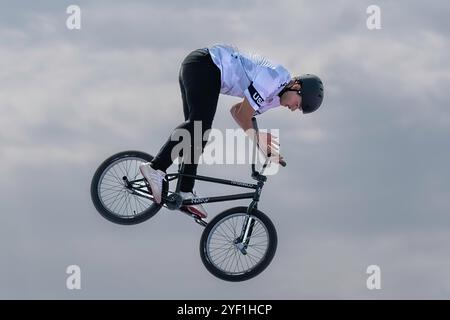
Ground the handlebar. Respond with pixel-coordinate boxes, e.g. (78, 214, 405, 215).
(251, 117, 287, 169)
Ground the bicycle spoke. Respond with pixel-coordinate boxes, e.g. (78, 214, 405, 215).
(131, 160, 141, 181)
(125, 159, 132, 177)
(101, 178, 123, 188)
(104, 170, 122, 185)
(117, 161, 127, 181)
(208, 245, 233, 256)
(113, 191, 127, 215)
(216, 225, 234, 243)
(223, 246, 238, 272)
(245, 251, 260, 266)
(223, 219, 237, 240)
(124, 193, 132, 216)
(236, 251, 244, 273)
(232, 249, 239, 273)
(248, 245, 267, 257)
(111, 167, 124, 185)
(100, 188, 124, 199)
(215, 246, 235, 269)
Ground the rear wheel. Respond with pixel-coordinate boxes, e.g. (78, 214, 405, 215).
(90, 150, 168, 225)
(200, 206, 277, 281)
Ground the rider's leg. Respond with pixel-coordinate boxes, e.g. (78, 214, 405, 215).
(150, 48, 220, 193)
(177, 66, 191, 174)
(177, 60, 220, 192)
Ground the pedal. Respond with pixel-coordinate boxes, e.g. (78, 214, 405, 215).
(195, 218, 208, 227)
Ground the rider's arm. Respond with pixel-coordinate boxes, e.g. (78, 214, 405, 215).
(231, 98, 285, 164)
(230, 98, 255, 134)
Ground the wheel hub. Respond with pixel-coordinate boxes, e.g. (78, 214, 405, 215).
(234, 241, 248, 255)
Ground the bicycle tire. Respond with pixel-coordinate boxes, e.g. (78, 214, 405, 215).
(90, 150, 167, 225)
(200, 206, 277, 282)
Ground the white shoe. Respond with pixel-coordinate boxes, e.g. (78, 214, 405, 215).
(139, 162, 165, 204)
(180, 191, 208, 219)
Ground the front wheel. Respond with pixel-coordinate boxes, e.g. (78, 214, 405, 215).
(200, 206, 277, 282)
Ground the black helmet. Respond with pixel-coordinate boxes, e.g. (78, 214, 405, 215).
(296, 74, 324, 114)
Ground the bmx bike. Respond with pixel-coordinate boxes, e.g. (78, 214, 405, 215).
(90, 117, 286, 281)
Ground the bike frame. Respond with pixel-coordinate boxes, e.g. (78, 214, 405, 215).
(126, 117, 270, 213)
(168, 170, 263, 206)
(127, 159, 268, 213)
(125, 163, 266, 242)
(122, 117, 272, 247)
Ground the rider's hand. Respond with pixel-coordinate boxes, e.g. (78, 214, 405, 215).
(257, 132, 284, 164)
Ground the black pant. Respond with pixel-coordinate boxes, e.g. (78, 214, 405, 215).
(150, 48, 221, 192)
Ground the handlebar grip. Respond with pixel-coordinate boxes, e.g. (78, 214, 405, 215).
(279, 160, 287, 167)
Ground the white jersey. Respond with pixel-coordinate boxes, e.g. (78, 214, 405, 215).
(208, 44, 291, 115)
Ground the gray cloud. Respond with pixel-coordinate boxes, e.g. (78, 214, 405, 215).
(1, 0, 450, 299)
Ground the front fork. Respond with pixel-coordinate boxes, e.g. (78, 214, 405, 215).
(235, 201, 258, 255)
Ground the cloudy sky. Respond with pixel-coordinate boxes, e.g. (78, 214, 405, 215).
(1, 0, 449, 299)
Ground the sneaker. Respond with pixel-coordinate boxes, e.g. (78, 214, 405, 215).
(180, 190, 208, 219)
(139, 162, 165, 204)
